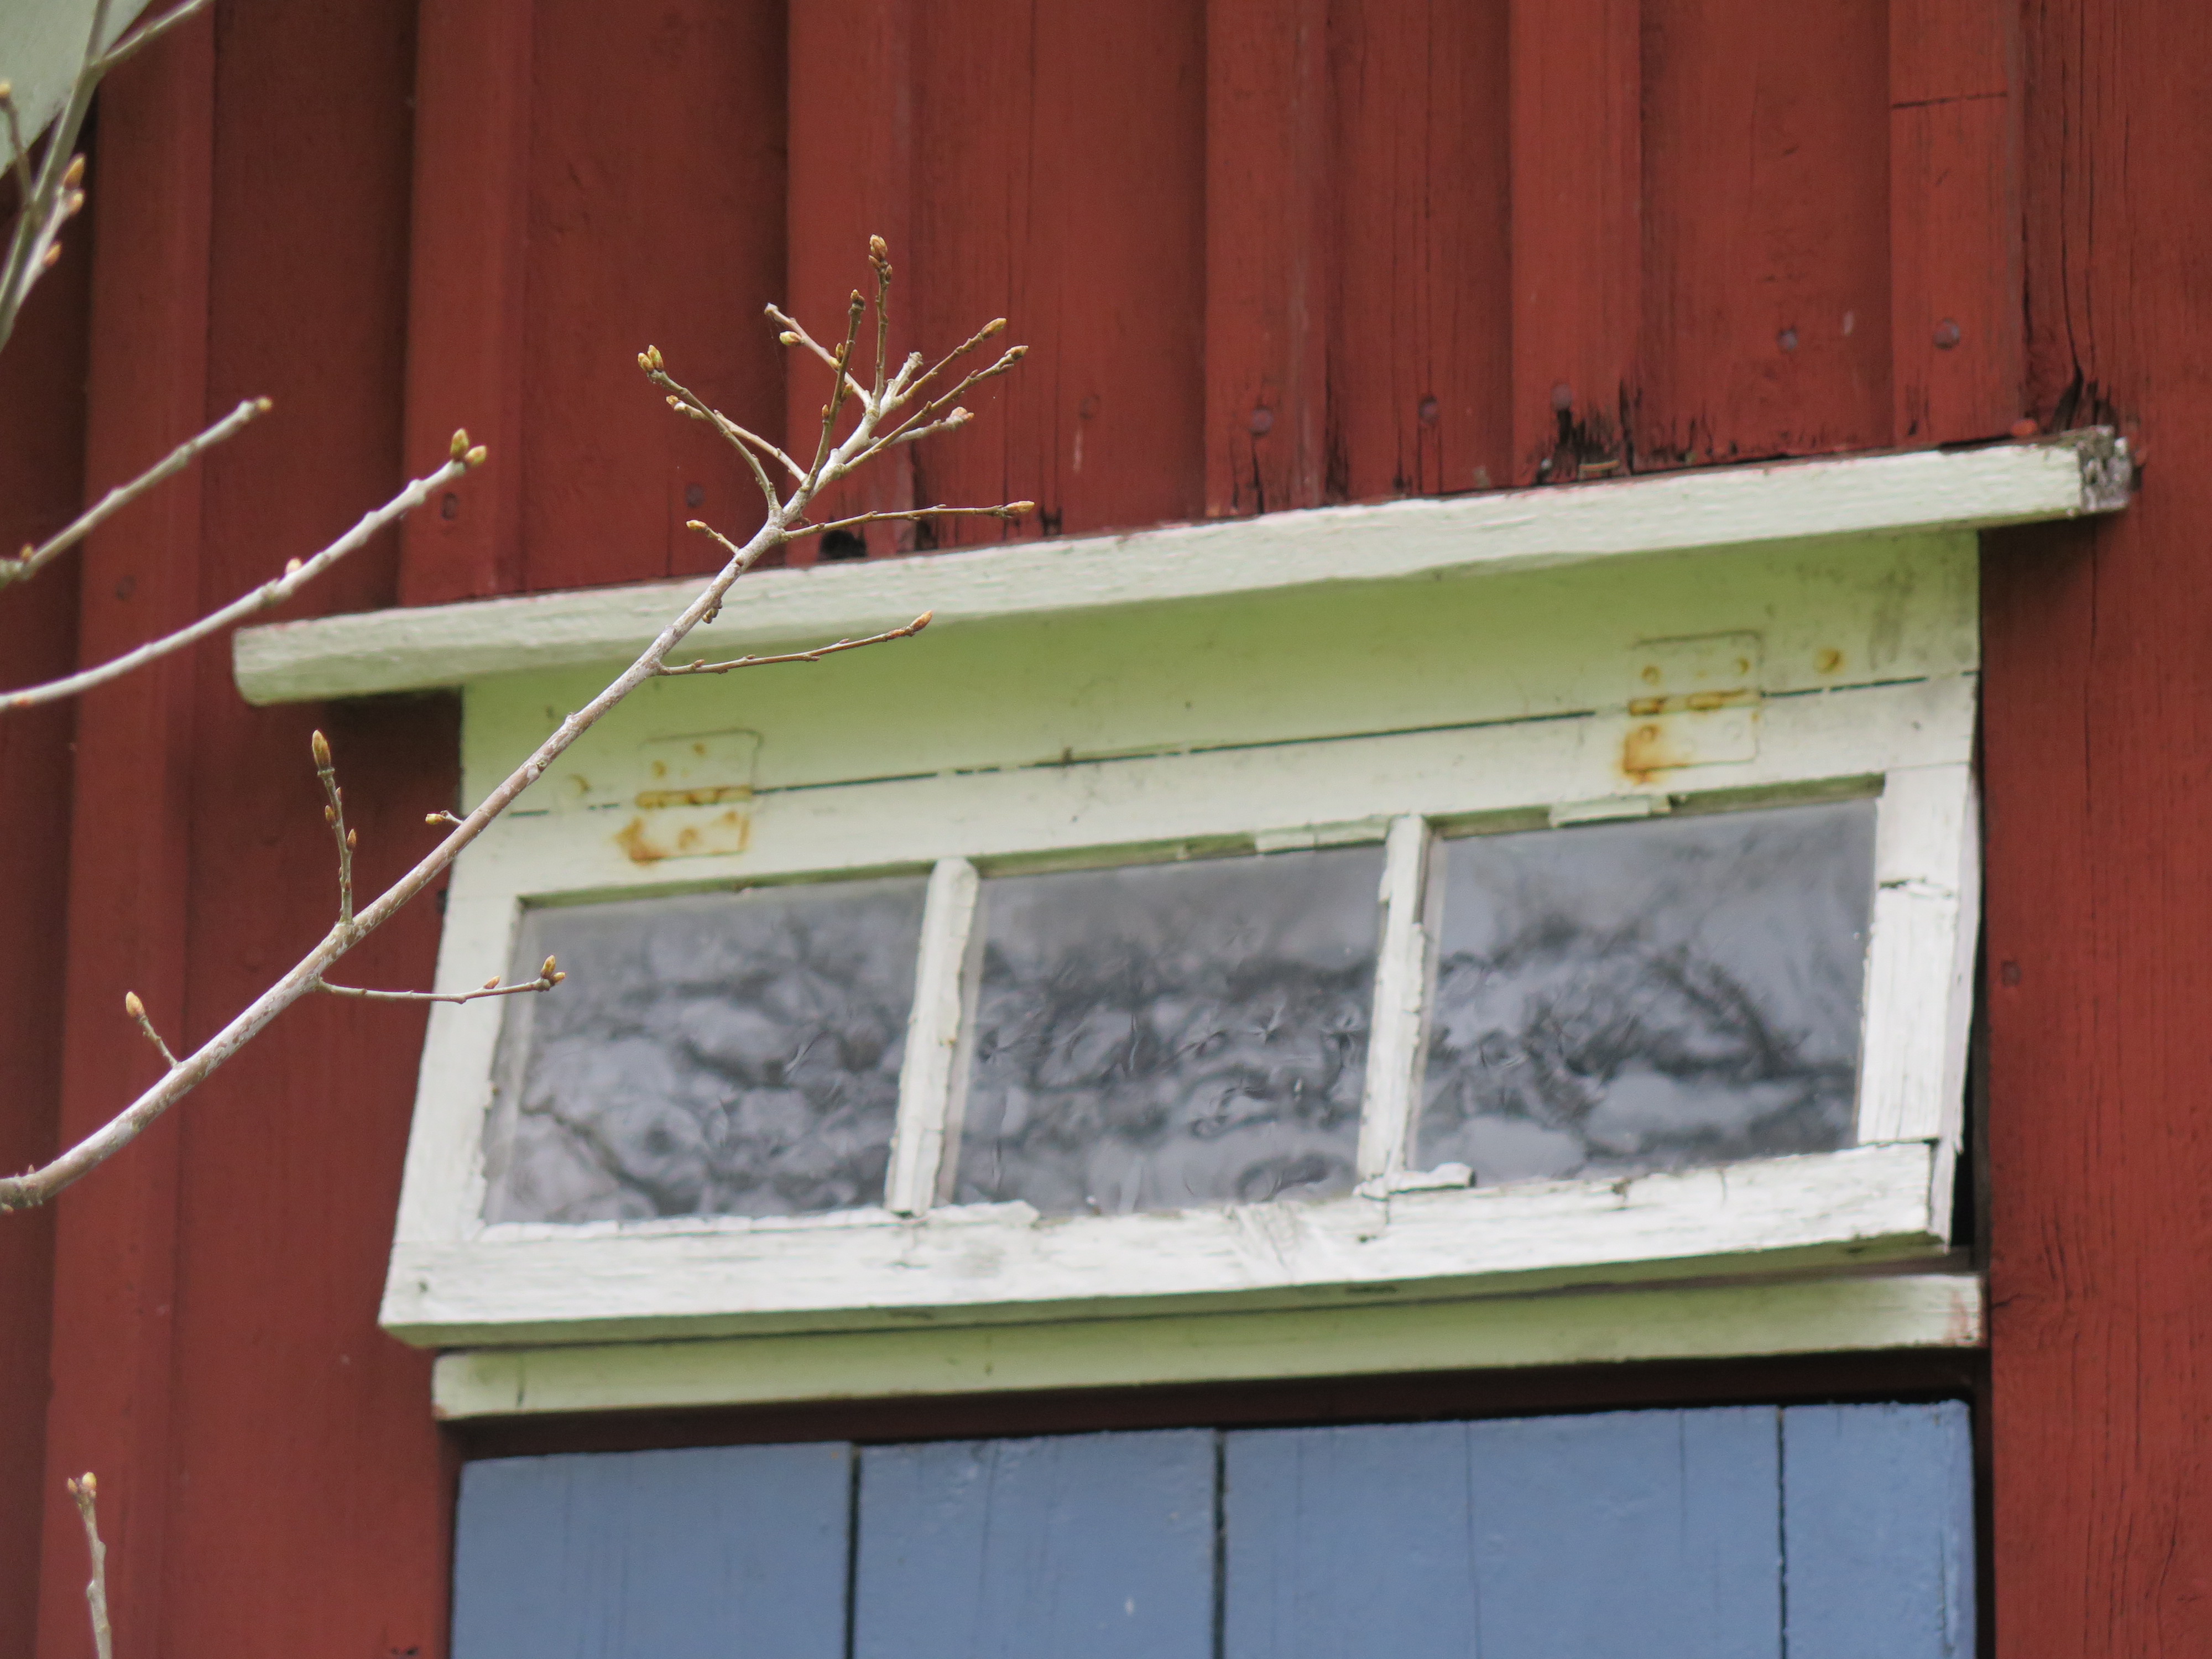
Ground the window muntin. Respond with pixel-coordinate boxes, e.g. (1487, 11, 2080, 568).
(474, 795, 1887, 1228)
(1417, 799, 1876, 1185)
(482, 877, 928, 1223)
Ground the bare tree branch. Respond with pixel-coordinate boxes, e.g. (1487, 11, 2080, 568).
(0, 239, 1028, 1212)
(2, 398, 269, 589)
(65, 1474, 112, 1659)
(96, 0, 217, 75)
(658, 612, 933, 676)
(123, 991, 178, 1070)
(0, 443, 482, 712)
(311, 729, 356, 925)
(317, 958, 565, 1005)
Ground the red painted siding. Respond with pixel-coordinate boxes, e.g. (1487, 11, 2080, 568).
(0, 204, 88, 1659)
(1981, 0, 2212, 1648)
(8, 0, 2208, 1653)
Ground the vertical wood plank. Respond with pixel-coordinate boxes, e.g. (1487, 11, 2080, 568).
(400, 0, 532, 604)
(1508, 0, 1641, 484)
(1465, 1407, 1782, 1657)
(914, 0, 1207, 548)
(1782, 1401, 1975, 1658)
(785, 0, 916, 566)
(453, 1444, 854, 1659)
(1227, 1410, 1782, 1658)
(1206, 0, 1331, 517)
(1328, 0, 1513, 499)
(159, 4, 455, 1655)
(1223, 1422, 1478, 1659)
(522, 0, 786, 592)
(1986, 0, 2212, 1647)
(1854, 764, 1978, 1151)
(0, 186, 88, 1659)
(1889, 0, 2021, 443)
(1639, 0, 1892, 466)
(886, 857, 979, 1214)
(33, 14, 212, 1656)
(854, 1430, 1215, 1659)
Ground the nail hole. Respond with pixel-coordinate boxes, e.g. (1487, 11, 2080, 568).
(1078, 394, 1100, 420)
(440, 492, 460, 520)
(1933, 319, 1963, 349)
(1417, 395, 1441, 426)
(1248, 406, 1275, 437)
(1777, 327, 1799, 353)
(684, 483, 706, 509)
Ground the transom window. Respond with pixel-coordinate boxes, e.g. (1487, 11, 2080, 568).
(481, 795, 1877, 1232)
(226, 441, 2136, 1365)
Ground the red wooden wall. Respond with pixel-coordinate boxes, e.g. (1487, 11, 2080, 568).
(2, 0, 2206, 1653)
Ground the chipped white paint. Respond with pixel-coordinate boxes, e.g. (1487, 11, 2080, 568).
(1355, 815, 1433, 1181)
(885, 858, 979, 1215)
(429, 1270, 1985, 1418)
(235, 432, 2126, 705)
(384, 1142, 1947, 1347)
(373, 491, 2041, 1357)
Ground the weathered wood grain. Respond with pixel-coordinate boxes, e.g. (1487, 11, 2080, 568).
(854, 1431, 1214, 1659)
(452, 1444, 852, 1659)
(1782, 1402, 1975, 1658)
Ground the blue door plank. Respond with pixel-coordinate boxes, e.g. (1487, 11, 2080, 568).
(1223, 1421, 1477, 1659)
(451, 1443, 852, 1659)
(1226, 1409, 1782, 1659)
(1470, 1407, 1782, 1659)
(853, 1428, 1216, 1659)
(1783, 1401, 1976, 1659)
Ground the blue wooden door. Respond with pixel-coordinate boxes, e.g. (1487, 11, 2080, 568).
(452, 1402, 1973, 1659)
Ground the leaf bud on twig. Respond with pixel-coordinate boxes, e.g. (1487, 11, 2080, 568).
(123, 992, 144, 1020)
(779, 332, 800, 347)
(482, 976, 501, 990)
(311, 729, 332, 768)
(63, 154, 85, 188)
(284, 558, 302, 577)
(464, 445, 488, 467)
(983, 318, 1007, 337)
(869, 234, 888, 260)
(253, 396, 274, 414)
(448, 429, 470, 462)
(346, 828, 357, 850)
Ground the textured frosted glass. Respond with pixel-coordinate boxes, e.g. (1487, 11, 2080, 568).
(483, 878, 927, 1223)
(952, 847, 1382, 1215)
(1417, 800, 1876, 1185)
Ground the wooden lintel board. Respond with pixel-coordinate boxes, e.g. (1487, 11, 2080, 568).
(234, 431, 2127, 705)
(383, 505, 1993, 1353)
(429, 1270, 1985, 1418)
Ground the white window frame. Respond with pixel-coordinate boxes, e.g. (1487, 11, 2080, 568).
(235, 433, 2125, 1408)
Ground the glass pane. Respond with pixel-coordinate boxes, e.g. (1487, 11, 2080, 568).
(483, 877, 928, 1223)
(1418, 800, 1877, 1185)
(952, 846, 1383, 1215)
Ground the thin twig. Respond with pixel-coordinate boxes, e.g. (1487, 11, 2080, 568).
(123, 992, 177, 1069)
(802, 290, 869, 492)
(97, 0, 216, 74)
(65, 1474, 111, 1659)
(0, 242, 1026, 1212)
(868, 233, 893, 404)
(2, 398, 268, 588)
(311, 729, 354, 926)
(888, 316, 1008, 410)
(765, 303, 868, 400)
(317, 958, 564, 1005)
(0, 442, 482, 712)
(0, 0, 112, 351)
(659, 612, 932, 676)
(0, 88, 33, 206)
(796, 503, 1033, 541)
